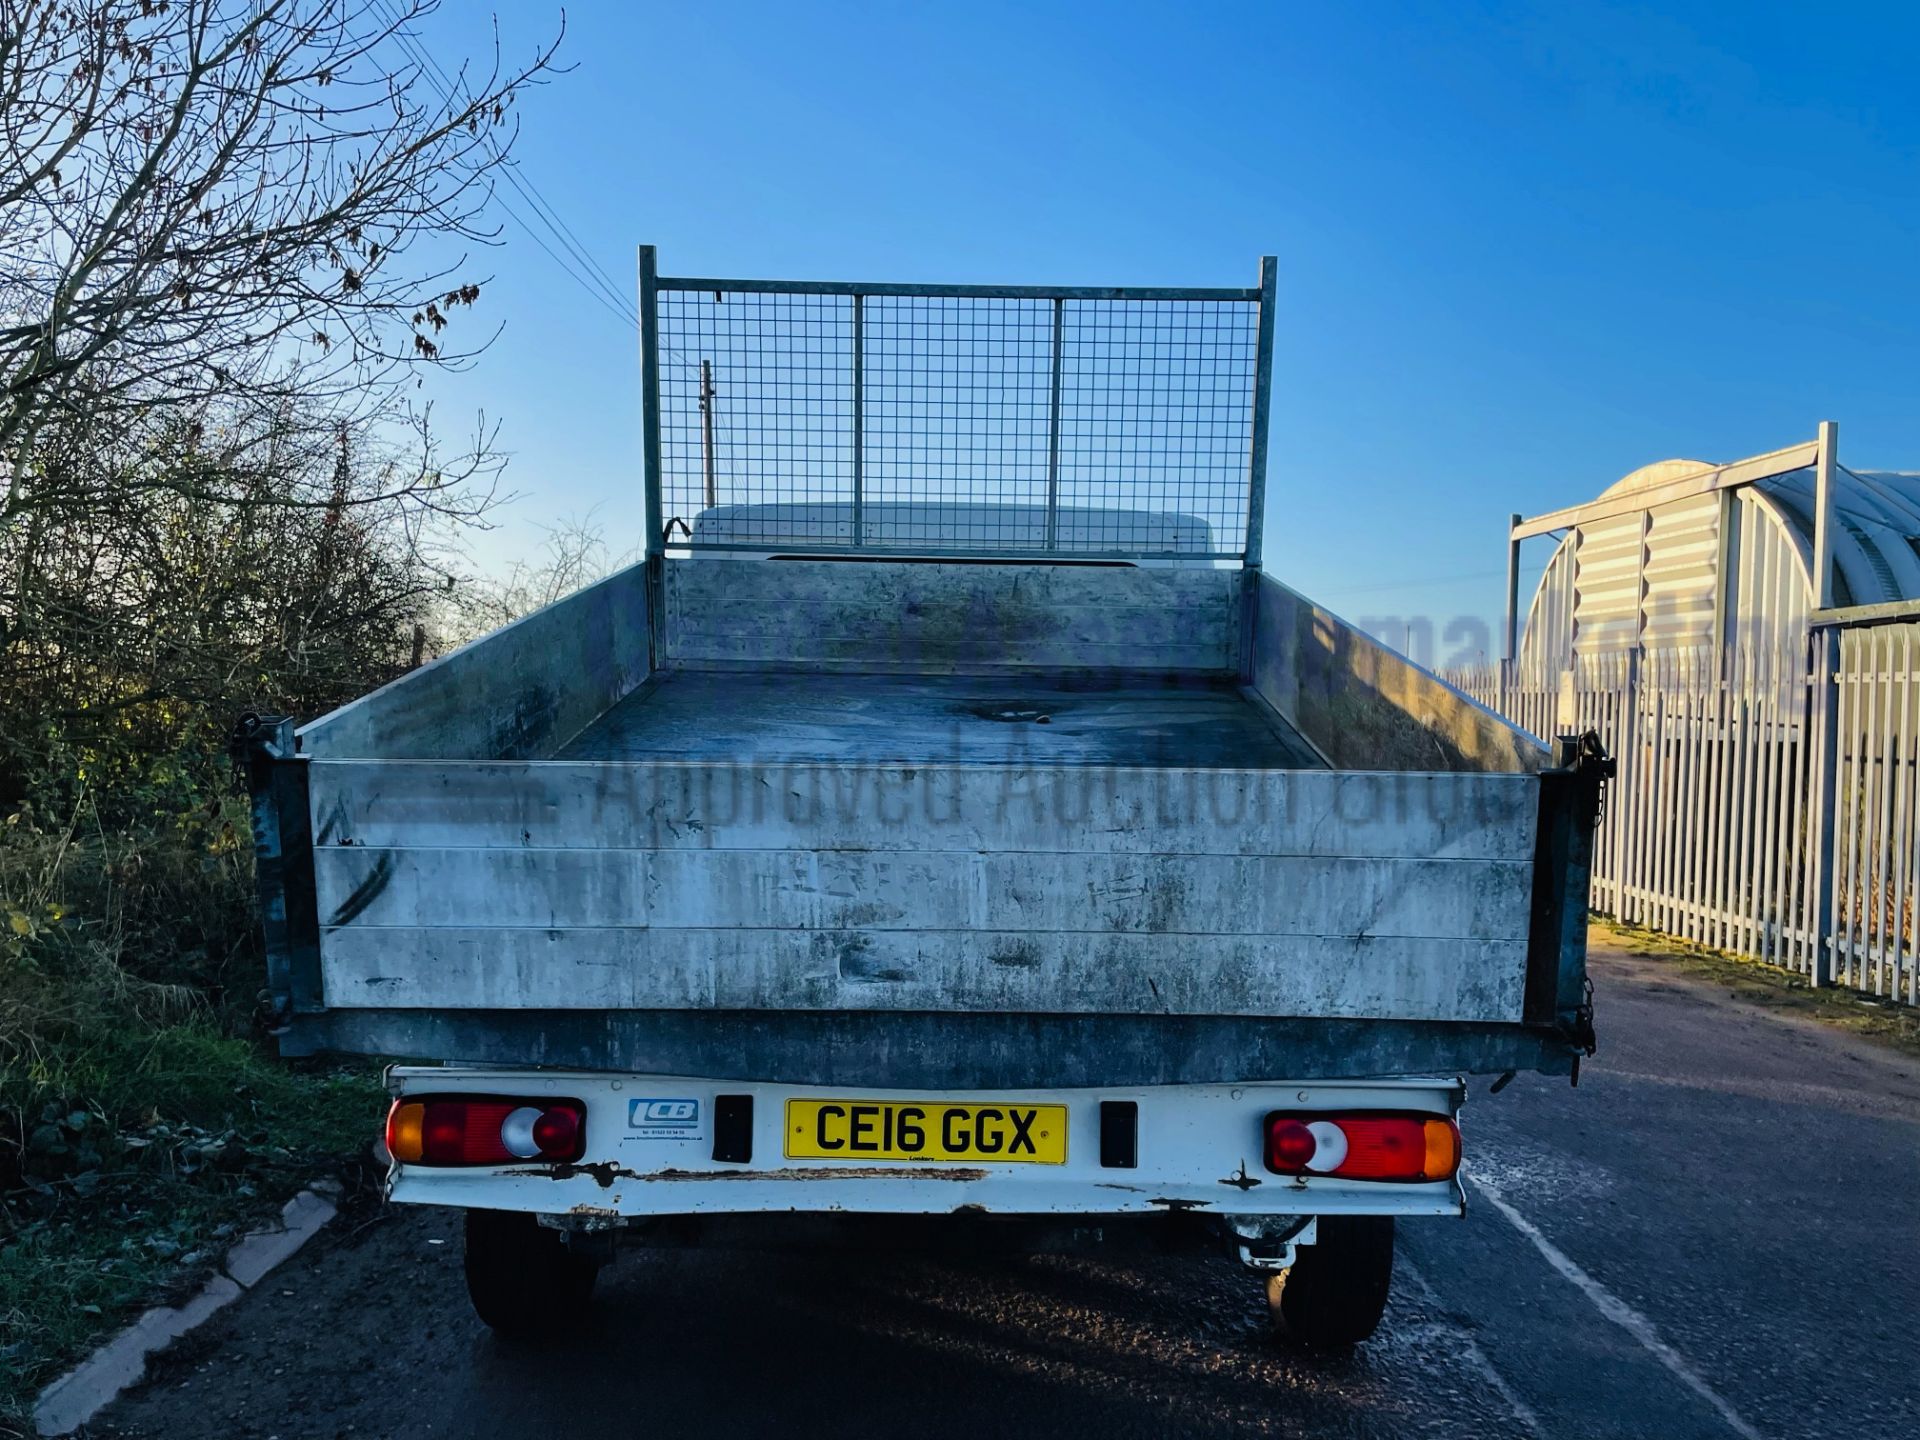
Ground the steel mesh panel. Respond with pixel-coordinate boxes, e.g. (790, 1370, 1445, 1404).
(656, 282, 1260, 558)
(861, 295, 1053, 552)
(657, 290, 854, 549)
(1059, 300, 1257, 557)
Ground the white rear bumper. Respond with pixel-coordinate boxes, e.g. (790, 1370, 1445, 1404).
(385, 1068, 1467, 1222)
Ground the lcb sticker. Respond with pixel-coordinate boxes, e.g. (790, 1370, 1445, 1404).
(629, 1098, 700, 1134)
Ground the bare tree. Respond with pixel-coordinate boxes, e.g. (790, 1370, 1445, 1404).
(450, 509, 628, 643)
(0, 0, 565, 813)
(0, 0, 559, 534)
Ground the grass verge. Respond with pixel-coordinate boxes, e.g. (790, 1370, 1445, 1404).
(0, 1023, 383, 1428)
(1593, 919, 1920, 1060)
(1, 814, 386, 1429)
(0, 1016, 383, 1427)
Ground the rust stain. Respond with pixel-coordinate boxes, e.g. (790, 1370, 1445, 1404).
(646, 1165, 989, 1183)
(501, 1161, 991, 1186)
(502, 1161, 642, 1188)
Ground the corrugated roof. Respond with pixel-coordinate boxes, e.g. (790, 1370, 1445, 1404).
(1751, 468, 1920, 606)
(1519, 458, 1920, 663)
(1573, 459, 1920, 607)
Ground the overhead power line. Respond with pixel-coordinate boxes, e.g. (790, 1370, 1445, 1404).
(374, 2, 642, 332)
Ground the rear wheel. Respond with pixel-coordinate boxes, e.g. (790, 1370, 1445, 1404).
(463, 1209, 600, 1337)
(1265, 1215, 1395, 1348)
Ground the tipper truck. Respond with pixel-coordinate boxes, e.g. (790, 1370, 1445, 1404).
(236, 251, 1609, 1347)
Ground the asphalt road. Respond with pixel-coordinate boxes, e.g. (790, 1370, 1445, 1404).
(93, 938, 1920, 1439)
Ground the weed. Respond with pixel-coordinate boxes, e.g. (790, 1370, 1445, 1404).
(0, 811, 382, 1422)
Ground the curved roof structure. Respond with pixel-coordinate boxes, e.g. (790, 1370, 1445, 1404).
(1588, 459, 1920, 605)
(1518, 452, 1920, 668)
(1752, 467, 1920, 605)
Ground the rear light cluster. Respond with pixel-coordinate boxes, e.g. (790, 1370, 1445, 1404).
(1262, 1111, 1460, 1183)
(386, 1095, 587, 1167)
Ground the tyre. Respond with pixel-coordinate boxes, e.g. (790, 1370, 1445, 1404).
(463, 1209, 600, 1337)
(1265, 1215, 1395, 1348)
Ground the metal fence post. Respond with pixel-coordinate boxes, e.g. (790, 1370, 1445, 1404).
(851, 294, 864, 548)
(1813, 420, 1839, 610)
(638, 244, 665, 666)
(1811, 626, 1841, 985)
(639, 245, 663, 554)
(1045, 296, 1064, 552)
(1809, 419, 1843, 985)
(1243, 255, 1278, 571)
(1619, 646, 1641, 919)
(1504, 514, 1523, 663)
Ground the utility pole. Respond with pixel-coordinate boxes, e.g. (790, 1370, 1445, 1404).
(699, 359, 717, 510)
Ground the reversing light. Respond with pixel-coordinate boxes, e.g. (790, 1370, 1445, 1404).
(1304, 1119, 1350, 1170)
(1262, 1111, 1460, 1183)
(385, 1096, 587, 1167)
(498, 1107, 544, 1158)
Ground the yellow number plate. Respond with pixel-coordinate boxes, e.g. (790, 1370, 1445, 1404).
(785, 1100, 1067, 1164)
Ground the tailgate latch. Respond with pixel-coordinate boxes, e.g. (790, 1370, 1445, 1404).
(1558, 729, 1617, 827)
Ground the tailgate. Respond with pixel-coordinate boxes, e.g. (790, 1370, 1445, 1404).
(298, 759, 1541, 1023)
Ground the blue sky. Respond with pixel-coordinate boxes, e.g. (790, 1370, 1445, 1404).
(412, 0, 1919, 665)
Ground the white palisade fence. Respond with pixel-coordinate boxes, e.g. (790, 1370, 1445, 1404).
(1446, 622, 1919, 1005)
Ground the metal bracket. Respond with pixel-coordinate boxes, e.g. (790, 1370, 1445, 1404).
(539, 1211, 623, 1236)
(230, 710, 296, 764)
(1235, 1242, 1297, 1273)
(1227, 1214, 1315, 1271)
(1561, 732, 1608, 1074)
(1557, 728, 1618, 829)
(231, 712, 321, 1026)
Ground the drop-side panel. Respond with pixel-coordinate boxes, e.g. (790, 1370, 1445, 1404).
(297, 560, 651, 761)
(314, 849, 1530, 936)
(306, 762, 1535, 857)
(665, 558, 1241, 674)
(305, 761, 1540, 1024)
(1248, 572, 1549, 774)
(316, 927, 1526, 1019)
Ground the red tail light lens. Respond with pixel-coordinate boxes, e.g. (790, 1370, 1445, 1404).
(1262, 1112, 1460, 1183)
(1267, 1119, 1317, 1169)
(385, 1096, 587, 1166)
(530, 1105, 580, 1157)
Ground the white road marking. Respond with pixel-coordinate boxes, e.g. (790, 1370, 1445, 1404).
(1395, 1254, 1542, 1436)
(1468, 1169, 1765, 1440)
